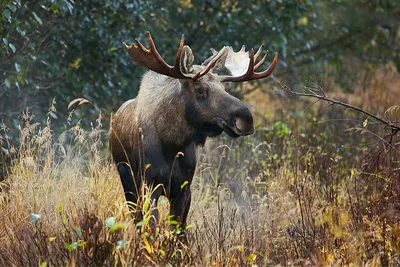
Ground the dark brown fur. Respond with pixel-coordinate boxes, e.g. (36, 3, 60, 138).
(110, 63, 255, 227)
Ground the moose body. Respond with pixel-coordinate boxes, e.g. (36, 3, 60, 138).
(110, 32, 277, 227)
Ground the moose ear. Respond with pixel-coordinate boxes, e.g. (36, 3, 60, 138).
(180, 45, 195, 74)
(212, 46, 229, 71)
(201, 46, 231, 74)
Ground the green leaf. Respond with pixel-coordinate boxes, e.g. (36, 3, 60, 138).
(136, 220, 145, 227)
(7, 3, 17, 13)
(77, 240, 87, 247)
(65, 242, 78, 250)
(74, 227, 82, 238)
(143, 199, 150, 212)
(16, 26, 26, 36)
(181, 180, 189, 189)
(49, 237, 56, 242)
(109, 47, 118, 52)
(116, 239, 127, 250)
(15, 63, 21, 72)
(9, 43, 16, 53)
(4, 79, 11, 88)
(39, 262, 47, 267)
(105, 216, 116, 228)
(109, 223, 126, 232)
(168, 220, 178, 225)
(29, 213, 41, 223)
(32, 12, 43, 25)
(4, 9, 11, 22)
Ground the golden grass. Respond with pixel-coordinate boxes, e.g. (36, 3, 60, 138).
(0, 105, 399, 266)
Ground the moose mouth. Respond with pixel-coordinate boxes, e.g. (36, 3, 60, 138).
(216, 118, 241, 138)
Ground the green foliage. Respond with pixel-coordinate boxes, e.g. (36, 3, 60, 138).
(1, 0, 399, 145)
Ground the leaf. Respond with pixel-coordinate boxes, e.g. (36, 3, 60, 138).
(68, 98, 90, 109)
(168, 220, 178, 225)
(16, 26, 25, 36)
(77, 240, 87, 247)
(29, 213, 41, 223)
(15, 63, 21, 72)
(4, 9, 11, 22)
(49, 237, 56, 242)
(116, 240, 127, 250)
(7, 3, 17, 13)
(299, 17, 308, 26)
(65, 242, 78, 250)
(4, 79, 11, 88)
(109, 47, 118, 52)
(181, 180, 189, 189)
(74, 227, 83, 238)
(9, 43, 16, 53)
(69, 58, 82, 69)
(2, 38, 8, 45)
(136, 220, 145, 227)
(105, 217, 116, 228)
(362, 118, 368, 127)
(143, 199, 150, 213)
(246, 254, 257, 263)
(39, 262, 47, 267)
(109, 223, 126, 232)
(143, 237, 153, 254)
(32, 12, 43, 25)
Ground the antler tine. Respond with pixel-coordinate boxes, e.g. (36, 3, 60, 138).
(254, 50, 268, 71)
(124, 31, 191, 80)
(174, 34, 185, 68)
(193, 47, 226, 80)
(146, 32, 171, 69)
(246, 48, 256, 76)
(221, 46, 278, 83)
(256, 52, 278, 78)
(254, 44, 263, 61)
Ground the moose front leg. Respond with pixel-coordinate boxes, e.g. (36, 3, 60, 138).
(116, 163, 142, 221)
(170, 186, 191, 229)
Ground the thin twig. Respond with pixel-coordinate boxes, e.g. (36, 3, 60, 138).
(277, 80, 400, 133)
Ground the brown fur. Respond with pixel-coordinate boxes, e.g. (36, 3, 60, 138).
(110, 65, 255, 227)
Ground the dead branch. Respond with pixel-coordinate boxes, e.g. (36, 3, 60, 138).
(276, 80, 400, 134)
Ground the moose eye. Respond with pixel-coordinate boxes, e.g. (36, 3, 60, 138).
(195, 87, 206, 96)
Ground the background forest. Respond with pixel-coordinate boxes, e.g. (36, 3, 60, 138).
(1, 0, 400, 266)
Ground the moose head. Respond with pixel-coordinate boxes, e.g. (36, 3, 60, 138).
(123, 32, 278, 141)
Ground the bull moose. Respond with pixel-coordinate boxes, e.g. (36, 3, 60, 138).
(110, 32, 278, 228)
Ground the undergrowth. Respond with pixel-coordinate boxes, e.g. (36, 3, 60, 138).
(0, 97, 399, 266)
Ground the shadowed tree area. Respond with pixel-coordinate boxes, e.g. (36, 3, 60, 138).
(1, 0, 399, 134)
(1, 0, 400, 266)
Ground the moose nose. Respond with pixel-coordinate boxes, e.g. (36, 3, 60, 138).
(234, 107, 255, 136)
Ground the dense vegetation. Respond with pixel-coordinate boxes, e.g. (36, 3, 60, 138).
(1, 0, 399, 265)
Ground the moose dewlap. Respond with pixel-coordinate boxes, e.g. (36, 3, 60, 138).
(109, 32, 278, 228)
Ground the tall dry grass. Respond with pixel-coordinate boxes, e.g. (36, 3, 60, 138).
(0, 95, 399, 266)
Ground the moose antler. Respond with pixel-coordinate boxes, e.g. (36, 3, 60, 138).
(221, 45, 278, 82)
(123, 31, 224, 80)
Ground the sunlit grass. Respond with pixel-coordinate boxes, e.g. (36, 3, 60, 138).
(0, 103, 399, 266)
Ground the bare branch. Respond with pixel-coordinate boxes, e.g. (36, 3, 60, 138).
(277, 80, 400, 134)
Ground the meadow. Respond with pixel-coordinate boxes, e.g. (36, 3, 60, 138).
(1, 82, 399, 266)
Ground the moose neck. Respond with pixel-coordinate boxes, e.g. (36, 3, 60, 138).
(136, 71, 198, 149)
